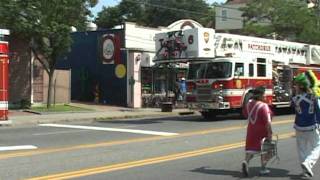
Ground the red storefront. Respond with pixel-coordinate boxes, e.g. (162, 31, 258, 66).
(0, 29, 10, 121)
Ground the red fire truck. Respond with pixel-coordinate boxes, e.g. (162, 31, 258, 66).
(155, 28, 320, 119)
(0, 29, 10, 121)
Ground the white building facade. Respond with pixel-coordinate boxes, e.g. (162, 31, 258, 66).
(124, 20, 204, 108)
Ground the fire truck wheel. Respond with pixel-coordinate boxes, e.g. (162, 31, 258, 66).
(201, 111, 217, 121)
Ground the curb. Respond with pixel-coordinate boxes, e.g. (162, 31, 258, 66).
(94, 112, 196, 122)
(5, 111, 197, 127)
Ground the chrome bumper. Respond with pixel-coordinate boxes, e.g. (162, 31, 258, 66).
(187, 102, 230, 110)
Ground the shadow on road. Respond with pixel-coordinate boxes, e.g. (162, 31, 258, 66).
(95, 107, 294, 125)
(190, 166, 303, 179)
(192, 107, 295, 122)
(273, 107, 294, 116)
(205, 114, 244, 121)
(96, 115, 202, 125)
(190, 166, 242, 179)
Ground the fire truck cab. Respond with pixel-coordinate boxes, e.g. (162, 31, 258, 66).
(154, 28, 320, 119)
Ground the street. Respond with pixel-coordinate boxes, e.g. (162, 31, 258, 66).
(0, 112, 318, 180)
(2, 1, 320, 180)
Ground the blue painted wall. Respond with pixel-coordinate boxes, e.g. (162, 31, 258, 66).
(57, 30, 127, 106)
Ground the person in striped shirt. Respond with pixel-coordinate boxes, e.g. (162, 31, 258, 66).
(292, 72, 320, 178)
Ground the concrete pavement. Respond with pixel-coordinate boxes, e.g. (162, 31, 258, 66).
(2, 103, 195, 126)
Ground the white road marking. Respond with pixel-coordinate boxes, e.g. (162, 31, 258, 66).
(39, 123, 179, 136)
(33, 129, 91, 136)
(0, 145, 38, 151)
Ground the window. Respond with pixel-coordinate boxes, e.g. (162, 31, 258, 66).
(257, 58, 266, 77)
(257, 64, 266, 77)
(188, 63, 206, 79)
(188, 62, 232, 79)
(206, 62, 232, 78)
(257, 58, 266, 63)
(234, 63, 244, 76)
(141, 67, 152, 94)
(221, 9, 227, 21)
(249, 63, 254, 77)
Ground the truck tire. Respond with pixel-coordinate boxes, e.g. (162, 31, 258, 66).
(201, 111, 217, 120)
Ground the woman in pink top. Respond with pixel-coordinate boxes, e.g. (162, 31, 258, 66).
(241, 86, 273, 177)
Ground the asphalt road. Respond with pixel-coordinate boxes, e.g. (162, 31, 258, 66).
(0, 112, 318, 180)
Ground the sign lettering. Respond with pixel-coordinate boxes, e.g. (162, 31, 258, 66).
(248, 44, 271, 52)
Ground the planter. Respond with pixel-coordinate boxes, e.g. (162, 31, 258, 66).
(161, 102, 173, 112)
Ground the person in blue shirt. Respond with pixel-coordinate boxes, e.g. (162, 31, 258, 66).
(292, 72, 320, 178)
(179, 77, 187, 101)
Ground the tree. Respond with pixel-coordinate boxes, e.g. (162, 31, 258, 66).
(95, 0, 214, 28)
(95, 0, 147, 28)
(200, 3, 216, 28)
(142, 0, 210, 27)
(241, 0, 320, 44)
(0, 0, 98, 108)
(95, 6, 123, 29)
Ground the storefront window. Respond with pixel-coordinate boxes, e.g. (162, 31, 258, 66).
(141, 67, 152, 94)
(141, 66, 187, 107)
(141, 67, 187, 94)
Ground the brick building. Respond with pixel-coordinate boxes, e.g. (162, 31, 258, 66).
(9, 37, 70, 108)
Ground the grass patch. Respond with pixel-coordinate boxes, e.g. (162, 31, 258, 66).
(31, 104, 93, 112)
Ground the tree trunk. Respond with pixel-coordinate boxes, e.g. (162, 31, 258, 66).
(46, 70, 54, 109)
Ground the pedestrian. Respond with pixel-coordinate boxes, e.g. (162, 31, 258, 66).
(179, 77, 186, 101)
(241, 86, 273, 177)
(173, 80, 180, 107)
(292, 72, 320, 178)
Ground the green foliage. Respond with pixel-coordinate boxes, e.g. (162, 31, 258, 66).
(31, 104, 93, 112)
(119, 0, 147, 25)
(95, 6, 123, 29)
(8, 99, 31, 109)
(20, 99, 31, 109)
(95, 0, 214, 28)
(299, 22, 320, 44)
(242, 0, 320, 44)
(242, 23, 275, 37)
(0, 0, 97, 36)
(0, 0, 98, 108)
(199, 6, 216, 28)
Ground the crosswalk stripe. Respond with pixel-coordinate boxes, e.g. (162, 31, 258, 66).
(0, 145, 38, 151)
(39, 123, 179, 136)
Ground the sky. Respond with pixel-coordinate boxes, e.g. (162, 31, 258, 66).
(90, 0, 227, 17)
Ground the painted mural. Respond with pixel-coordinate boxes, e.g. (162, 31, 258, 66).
(57, 29, 127, 106)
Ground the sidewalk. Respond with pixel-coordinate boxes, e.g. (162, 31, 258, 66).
(3, 103, 196, 126)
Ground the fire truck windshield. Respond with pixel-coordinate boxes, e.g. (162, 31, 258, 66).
(188, 62, 232, 79)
